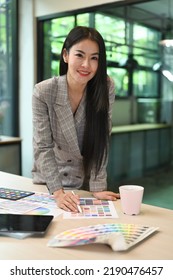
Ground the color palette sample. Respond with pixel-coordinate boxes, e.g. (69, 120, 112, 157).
(63, 198, 118, 219)
(48, 223, 159, 251)
(0, 199, 42, 214)
(0, 187, 34, 201)
(0, 190, 63, 217)
(23, 192, 56, 207)
(26, 207, 50, 215)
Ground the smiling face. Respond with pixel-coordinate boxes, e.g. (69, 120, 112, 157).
(63, 39, 99, 88)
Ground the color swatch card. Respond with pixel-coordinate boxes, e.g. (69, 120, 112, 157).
(0, 199, 42, 214)
(63, 198, 118, 219)
(0, 191, 63, 217)
(22, 192, 64, 217)
(0, 187, 34, 201)
(48, 223, 159, 251)
(23, 192, 57, 208)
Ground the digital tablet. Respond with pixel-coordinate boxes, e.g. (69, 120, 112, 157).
(0, 214, 54, 235)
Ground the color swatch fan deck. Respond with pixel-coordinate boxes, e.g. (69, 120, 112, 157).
(48, 223, 159, 251)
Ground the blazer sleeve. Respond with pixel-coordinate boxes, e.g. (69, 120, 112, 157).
(89, 78, 115, 192)
(32, 80, 63, 194)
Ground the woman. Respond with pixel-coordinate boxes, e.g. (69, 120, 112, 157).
(32, 26, 119, 212)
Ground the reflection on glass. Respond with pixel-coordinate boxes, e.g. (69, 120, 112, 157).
(41, 11, 161, 100)
(107, 67, 128, 97)
(0, 0, 15, 135)
(43, 17, 75, 79)
(133, 70, 158, 97)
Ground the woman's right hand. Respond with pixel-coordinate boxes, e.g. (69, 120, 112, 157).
(53, 188, 80, 212)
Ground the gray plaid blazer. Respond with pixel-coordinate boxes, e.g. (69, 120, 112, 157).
(32, 75, 115, 194)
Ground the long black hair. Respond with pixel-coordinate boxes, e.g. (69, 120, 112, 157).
(59, 26, 109, 178)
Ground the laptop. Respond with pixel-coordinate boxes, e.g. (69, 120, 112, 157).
(0, 213, 54, 236)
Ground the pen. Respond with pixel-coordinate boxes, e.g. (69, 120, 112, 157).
(71, 191, 82, 213)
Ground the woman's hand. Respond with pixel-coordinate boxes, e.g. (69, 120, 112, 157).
(53, 189, 80, 212)
(92, 191, 120, 201)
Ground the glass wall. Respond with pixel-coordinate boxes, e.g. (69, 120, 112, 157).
(0, 0, 18, 136)
(37, 10, 161, 100)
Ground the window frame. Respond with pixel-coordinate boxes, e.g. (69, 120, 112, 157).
(36, 3, 162, 100)
(0, 0, 19, 136)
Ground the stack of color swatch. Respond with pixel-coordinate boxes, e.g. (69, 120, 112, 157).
(48, 223, 158, 251)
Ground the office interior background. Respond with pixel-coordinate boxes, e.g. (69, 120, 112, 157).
(0, 0, 173, 209)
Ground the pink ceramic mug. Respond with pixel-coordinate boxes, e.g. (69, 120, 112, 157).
(119, 185, 144, 215)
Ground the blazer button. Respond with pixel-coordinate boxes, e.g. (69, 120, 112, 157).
(63, 172, 68, 176)
(58, 146, 61, 150)
(67, 159, 72, 162)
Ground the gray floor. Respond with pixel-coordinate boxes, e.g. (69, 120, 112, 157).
(115, 165, 173, 210)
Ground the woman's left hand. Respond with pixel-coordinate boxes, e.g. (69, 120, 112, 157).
(92, 191, 120, 201)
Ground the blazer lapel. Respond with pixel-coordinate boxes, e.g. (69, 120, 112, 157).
(53, 76, 82, 159)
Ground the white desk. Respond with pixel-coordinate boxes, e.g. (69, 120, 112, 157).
(0, 171, 173, 260)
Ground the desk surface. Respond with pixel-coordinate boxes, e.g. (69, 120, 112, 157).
(111, 123, 172, 134)
(0, 135, 21, 144)
(0, 171, 173, 260)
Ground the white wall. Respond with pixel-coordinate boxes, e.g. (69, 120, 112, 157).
(35, 0, 124, 17)
(18, 0, 130, 178)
